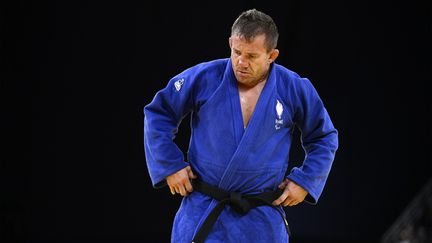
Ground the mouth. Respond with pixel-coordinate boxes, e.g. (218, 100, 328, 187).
(236, 69, 250, 77)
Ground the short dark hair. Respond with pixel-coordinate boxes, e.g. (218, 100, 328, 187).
(231, 9, 279, 51)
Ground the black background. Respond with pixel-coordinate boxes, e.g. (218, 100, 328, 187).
(2, 0, 431, 242)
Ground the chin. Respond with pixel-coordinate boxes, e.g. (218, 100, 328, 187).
(237, 79, 256, 87)
(235, 76, 249, 84)
(234, 73, 249, 82)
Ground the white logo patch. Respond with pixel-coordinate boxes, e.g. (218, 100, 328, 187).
(174, 78, 185, 91)
(275, 99, 284, 130)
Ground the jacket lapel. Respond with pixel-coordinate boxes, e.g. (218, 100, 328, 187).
(218, 63, 276, 190)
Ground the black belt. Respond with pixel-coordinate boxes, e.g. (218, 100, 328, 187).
(191, 180, 291, 243)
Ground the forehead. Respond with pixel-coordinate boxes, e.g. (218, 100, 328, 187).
(230, 34, 268, 53)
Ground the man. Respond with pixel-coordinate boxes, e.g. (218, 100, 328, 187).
(144, 9, 338, 243)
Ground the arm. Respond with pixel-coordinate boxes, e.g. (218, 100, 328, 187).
(273, 77, 338, 206)
(144, 75, 197, 190)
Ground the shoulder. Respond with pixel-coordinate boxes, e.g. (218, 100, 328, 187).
(272, 63, 321, 107)
(164, 58, 228, 96)
(168, 58, 228, 94)
(177, 58, 228, 80)
(273, 63, 312, 91)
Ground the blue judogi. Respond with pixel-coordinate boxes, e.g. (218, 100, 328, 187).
(144, 58, 338, 242)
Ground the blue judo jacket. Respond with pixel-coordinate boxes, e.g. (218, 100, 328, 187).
(144, 58, 338, 242)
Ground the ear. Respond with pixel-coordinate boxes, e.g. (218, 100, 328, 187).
(269, 49, 280, 63)
(228, 37, 232, 48)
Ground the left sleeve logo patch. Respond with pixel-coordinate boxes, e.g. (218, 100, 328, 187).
(174, 78, 185, 91)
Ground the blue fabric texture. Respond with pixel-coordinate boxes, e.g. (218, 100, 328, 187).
(144, 58, 338, 242)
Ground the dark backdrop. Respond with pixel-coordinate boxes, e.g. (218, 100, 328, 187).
(2, 0, 431, 242)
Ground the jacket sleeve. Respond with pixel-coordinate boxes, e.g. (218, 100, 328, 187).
(143, 73, 197, 188)
(286, 77, 339, 204)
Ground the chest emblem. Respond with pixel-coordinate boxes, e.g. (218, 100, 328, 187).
(275, 99, 284, 130)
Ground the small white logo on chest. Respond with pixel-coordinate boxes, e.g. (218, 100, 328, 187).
(174, 78, 185, 91)
(275, 99, 284, 130)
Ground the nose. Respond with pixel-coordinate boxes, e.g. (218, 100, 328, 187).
(237, 56, 248, 68)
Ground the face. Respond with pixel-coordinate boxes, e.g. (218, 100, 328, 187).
(229, 34, 279, 87)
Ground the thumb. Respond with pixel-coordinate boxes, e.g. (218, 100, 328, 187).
(186, 166, 197, 179)
(278, 179, 289, 189)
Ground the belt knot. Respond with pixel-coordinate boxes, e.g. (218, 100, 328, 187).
(229, 192, 251, 214)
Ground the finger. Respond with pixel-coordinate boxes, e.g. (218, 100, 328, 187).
(174, 185, 181, 194)
(285, 198, 300, 207)
(283, 199, 294, 207)
(179, 185, 187, 196)
(287, 200, 299, 207)
(187, 167, 197, 179)
(273, 186, 291, 205)
(278, 180, 289, 189)
(185, 180, 193, 193)
(169, 186, 176, 195)
(291, 201, 299, 206)
(272, 191, 289, 206)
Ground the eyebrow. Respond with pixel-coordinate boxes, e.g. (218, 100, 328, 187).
(232, 48, 259, 56)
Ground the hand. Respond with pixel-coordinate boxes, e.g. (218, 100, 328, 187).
(272, 179, 308, 207)
(166, 166, 197, 196)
